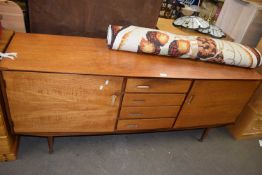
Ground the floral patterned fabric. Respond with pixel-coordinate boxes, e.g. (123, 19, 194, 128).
(107, 25, 261, 68)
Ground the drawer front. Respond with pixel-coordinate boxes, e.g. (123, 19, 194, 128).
(120, 106, 180, 119)
(117, 118, 175, 131)
(122, 94, 185, 107)
(3, 71, 123, 133)
(126, 78, 191, 93)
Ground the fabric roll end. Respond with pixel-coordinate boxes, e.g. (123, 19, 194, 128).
(107, 25, 113, 48)
(254, 48, 262, 67)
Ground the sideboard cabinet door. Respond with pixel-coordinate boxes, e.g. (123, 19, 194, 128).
(3, 71, 123, 133)
(174, 80, 260, 128)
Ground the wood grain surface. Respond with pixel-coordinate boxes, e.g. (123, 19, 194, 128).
(0, 136, 18, 161)
(117, 118, 175, 131)
(3, 71, 123, 133)
(174, 80, 260, 128)
(157, 18, 208, 37)
(248, 82, 262, 113)
(122, 93, 185, 107)
(125, 78, 192, 93)
(228, 104, 262, 139)
(0, 30, 14, 52)
(0, 135, 13, 154)
(119, 106, 180, 119)
(0, 112, 7, 136)
(1, 33, 262, 80)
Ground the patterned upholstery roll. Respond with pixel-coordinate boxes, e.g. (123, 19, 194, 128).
(107, 25, 261, 68)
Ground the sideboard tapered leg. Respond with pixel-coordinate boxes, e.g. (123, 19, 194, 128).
(199, 128, 210, 142)
(47, 136, 54, 153)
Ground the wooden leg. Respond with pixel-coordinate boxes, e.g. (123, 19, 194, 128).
(199, 128, 210, 142)
(47, 136, 54, 153)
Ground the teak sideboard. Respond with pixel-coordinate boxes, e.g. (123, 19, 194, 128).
(0, 33, 261, 153)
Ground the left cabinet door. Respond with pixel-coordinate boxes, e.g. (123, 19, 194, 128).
(3, 71, 123, 133)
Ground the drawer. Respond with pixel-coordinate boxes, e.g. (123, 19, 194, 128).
(0, 136, 13, 154)
(122, 94, 185, 107)
(120, 106, 180, 119)
(126, 78, 191, 93)
(117, 118, 175, 131)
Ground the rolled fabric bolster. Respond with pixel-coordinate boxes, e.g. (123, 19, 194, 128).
(107, 25, 262, 68)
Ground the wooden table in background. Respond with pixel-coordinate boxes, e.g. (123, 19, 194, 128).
(156, 18, 234, 42)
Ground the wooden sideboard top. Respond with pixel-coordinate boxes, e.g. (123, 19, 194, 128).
(1, 33, 262, 80)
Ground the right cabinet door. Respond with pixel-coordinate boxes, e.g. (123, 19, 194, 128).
(174, 80, 260, 128)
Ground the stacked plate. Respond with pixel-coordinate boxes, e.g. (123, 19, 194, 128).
(198, 24, 225, 38)
(173, 16, 225, 38)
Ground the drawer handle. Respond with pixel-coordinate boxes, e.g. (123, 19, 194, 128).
(111, 95, 117, 106)
(127, 124, 139, 128)
(136, 85, 150, 89)
(187, 95, 194, 104)
(128, 113, 143, 117)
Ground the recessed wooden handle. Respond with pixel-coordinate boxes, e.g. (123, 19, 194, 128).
(187, 95, 194, 104)
(136, 85, 150, 89)
(127, 124, 139, 128)
(128, 113, 143, 117)
(111, 95, 117, 106)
